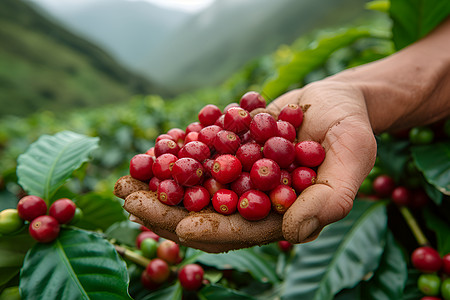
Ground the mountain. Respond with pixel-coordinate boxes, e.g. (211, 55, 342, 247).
(0, 0, 165, 117)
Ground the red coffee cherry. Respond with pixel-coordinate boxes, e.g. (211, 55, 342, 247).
(442, 253, 450, 275)
(269, 185, 297, 214)
(145, 258, 171, 284)
(230, 172, 254, 197)
(157, 179, 184, 206)
(212, 189, 238, 215)
(263, 137, 295, 169)
(183, 186, 211, 212)
(167, 128, 186, 146)
(278, 104, 304, 128)
(49, 198, 76, 224)
(372, 175, 396, 197)
(291, 167, 316, 193)
(145, 147, 155, 157)
(238, 190, 271, 221)
(184, 131, 199, 144)
(214, 114, 225, 128)
(157, 240, 181, 265)
(236, 142, 263, 172)
(136, 231, 160, 248)
(276, 120, 297, 142)
(149, 177, 161, 192)
(250, 113, 278, 144)
(178, 141, 211, 162)
(203, 178, 227, 196)
(172, 158, 205, 187)
(223, 103, 240, 112)
(154, 139, 180, 158)
(178, 264, 205, 291)
(152, 153, 178, 180)
(17, 195, 48, 222)
(29, 215, 60, 243)
(295, 140, 325, 167)
(411, 246, 443, 273)
(185, 122, 204, 135)
(278, 240, 294, 252)
(239, 91, 266, 112)
(391, 186, 411, 206)
(141, 270, 161, 290)
(211, 154, 242, 184)
(198, 104, 222, 126)
(223, 107, 252, 134)
(214, 130, 241, 154)
(198, 125, 222, 149)
(250, 158, 281, 191)
(156, 134, 175, 143)
(129, 154, 154, 181)
(280, 170, 292, 186)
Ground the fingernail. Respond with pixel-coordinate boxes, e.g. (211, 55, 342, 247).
(298, 217, 319, 241)
(129, 214, 144, 225)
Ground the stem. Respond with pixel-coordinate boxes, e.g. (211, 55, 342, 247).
(114, 245, 150, 268)
(398, 206, 430, 247)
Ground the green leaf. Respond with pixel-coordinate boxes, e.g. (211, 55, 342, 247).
(20, 228, 132, 300)
(199, 284, 255, 300)
(423, 208, 450, 255)
(365, 0, 390, 13)
(280, 200, 388, 300)
(0, 233, 35, 287)
(401, 269, 422, 300)
(195, 247, 280, 284)
(16, 131, 99, 202)
(74, 192, 127, 232)
(376, 137, 410, 182)
(104, 220, 141, 247)
(261, 28, 371, 99)
(390, 0, 450, 50)
(360, 230, 408, 300)
(141, 282, 182, 300)
(411, 142, 450, 195)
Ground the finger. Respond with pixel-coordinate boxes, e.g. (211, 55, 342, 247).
(176, 211, 283, 252)
(114, 175, 149, 199)
(282, 118, 377, 243)
(123, 190, 189, 234)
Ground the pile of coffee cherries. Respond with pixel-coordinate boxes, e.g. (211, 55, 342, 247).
(129, 91, 325, 221)
(0, 195, 78, 243)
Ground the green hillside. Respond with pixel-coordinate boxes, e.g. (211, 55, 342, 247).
(0, 0, 166, 117)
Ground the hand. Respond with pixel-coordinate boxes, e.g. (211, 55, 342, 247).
(115, 79, 377, 252)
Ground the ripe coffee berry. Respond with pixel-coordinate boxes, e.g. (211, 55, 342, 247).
(295, 141, 325, 167)
(198, 104, 222, 126)
(136, 231, 160, 248)
(278, 240, 293, 252)
(141, 270, 161, 290)
(411, 246, 443, 273)
(391, 186, 411, 206)
(292, 167, 316, 193)
(269, 185, 297, 214)
(167, 128, 186, 146)
(29, 215, 60, 243)
(214, 130, 241, 154)
(145, 258, 171, 284)
(145, 147, 155, 157)
(157, 179, 184, 206)
(198, 125, 221, 149)
(239, 91, 266, 112)
(156, 134, 175, 143)
(214, 114, 225, 128)
(230, 172, 254, 197)
(238, 190, 271, 221)
(154, 139, 180, 158)
(172, 158, 205, 187)
(211, 154, 242, 184)
(236, 142, 263, 172)
(178, 264, 204, 291)
(17, 195, 48, 221)
(157, 240, 181, 265)
(153, 153, 178, 180)
(263, 137, 295, 169)
(250, 158, 281, 191)
(250, 113, 278, 144)
(178, 141, 210, 162)
(129, 154, 154, 181)
(49, 198, 76, 224)
(184, 131, 199, 144)
(278, 104, 303, 128)
(223, 102, 239, 112)
(223, 107, 252, 134)
(185, 122, 204, 135)
(212, 189, 238, 215)
(443, 254, 450, 275)
(276, 120, 297, 142)
(372, 175, 396, 197)
(280, 170, 292, 186)
(183, 186, 210, 212)
(149, 177, 161, 192)
(203, 178, 227, 196)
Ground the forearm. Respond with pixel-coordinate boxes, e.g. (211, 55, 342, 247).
(331, 17, 450, 134)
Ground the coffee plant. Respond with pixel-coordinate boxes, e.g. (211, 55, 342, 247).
(1, 0, 449, 299)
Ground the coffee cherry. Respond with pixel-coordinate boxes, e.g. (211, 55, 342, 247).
(178, 264, 204, 291)
(276, 120, 297, 142)
(230, 172, 254, 197)
(291, 167, 316, 193)
(129, 154, 154, 181)
(442, 254, 450, 275)
(141, 270, 161, 290)
(145, 147, 155, 157)
(250, 158, 281, 191)
(391, 186, 411, 206)
(280, 170, 292, 186)
(152, 153, 178, 180)
(250, 113, 278, 144)
(410, 126, 434, 145)
(214, 130, 241, 154)
(278, 240, 293, 252)
(198, 104, 222, 126)
(278, 104, 303, 128)
(167, 128, 186, 146)
(156, 134, 175, 143)
(238, 190, 271, 221)
(372, 175, 396, 197)
(172, 158, 205, 187)
(441, 278, 450, 300)
(198, 125, 221, 149)
(149, 177, 161, 192)
(411, 246, 443, 273)
(178, 141, 211, 162)
(49, 198, 76, 224)
(212, 189, 238, 215)
(211, 154, 242, 184)
(239, 91, 266, 112)
(223, 107, 252, 134)
(29, 215, 60, 243)
(17, 195, 48, 221)
(223, 103, 240, 112)
(214, 114, 225, 128)
(154, 139, 180, 158)
(157, 179, 184, 206)
(141, 238, 158, 259)
(295, 141, 325, 167)
(0, 209, 24, 234)
(183, 186, 210, 212)
(202, 159, 214, 177)
(236, 142, 263, 172)
(145, 258, 171, 284)
(184, 131, 199, 144)
(269, 185, 297, 214)
(263, 137, 295, 169)
(136, 231, 160, 248)
(418, 274, 441, 296)
(157, 240, 181, 265)
(203, 178, 227, 196)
